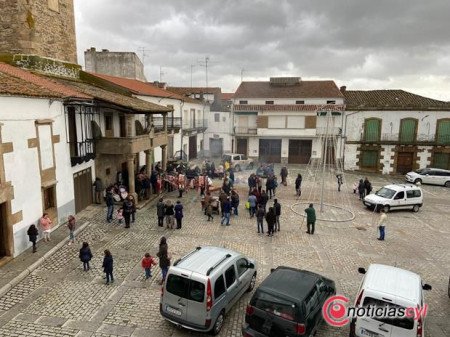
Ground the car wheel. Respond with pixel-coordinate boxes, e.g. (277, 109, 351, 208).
(235, 165, 241, 172)
(382, 205, 390, 213)
(414, 178, 422, 185)
(412, 204, 420, 212)
(211, 311, 225, 335)
(247, 273, 257, 292)
(445, 181, 450, 188)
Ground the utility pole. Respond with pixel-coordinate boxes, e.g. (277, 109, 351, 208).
(320, 110, 330, 213)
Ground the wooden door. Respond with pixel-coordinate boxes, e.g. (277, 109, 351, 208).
(0, 203, 8, 258)
(73, 168, 93, 213)
(189, 135, 197, 159)
(396, 152, 414, 174)
(288, 140, 312, 164)
(236, 138, 248, 156)
(259, 139, 281, 163)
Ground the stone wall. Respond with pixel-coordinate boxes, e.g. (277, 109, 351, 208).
(0, 0, 77, 63)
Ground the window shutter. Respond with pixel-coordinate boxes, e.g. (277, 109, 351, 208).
(256, 116, 268, 128)
(361, 150, 378, 168)
(305, 116, 316, 129)
(433, 153, 449, 169)
(437, 120, 450, 144)
(364, 119, 380, 141)
(400, 119, 417, 143)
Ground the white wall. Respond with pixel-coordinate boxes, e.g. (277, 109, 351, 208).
(233, 97, 344, 105)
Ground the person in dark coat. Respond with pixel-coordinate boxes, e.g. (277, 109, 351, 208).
(280, 167, 288, 186)
(102, 249, 114, 284)
(304, 203, 316, 235)
(358, 179, 366, 200)
(259, 190, 269, 211)
(105, 188, 115, 223)
(248, 174, 257, 194)
(219, 190, 228, 217)
(364, 177, 372, 196)
(165, 200, 175, 229)
(256, 205, 265, 234)
(273, 199, 281, 232)
(230, 190, 239, 216)
(221, 197, 232, 226)
(122, 196, 135, 228)
(79, 242, 93, 271)
(265, 207, 277, 237)
(295, 174, 302, 197)
(174, 200, 184, 229)
(266, 175, 275, 199)
(157, 237, 170, 285)
(27, 224, 39, 253)
(156, 198, 165, 227)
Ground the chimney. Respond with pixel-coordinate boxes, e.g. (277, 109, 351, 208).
(340, 86, 347, 93)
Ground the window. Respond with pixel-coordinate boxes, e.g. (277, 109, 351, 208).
(407, 190, 421, 198)
(360, 150, 378, 168)
(265, 100, 274, 105)
(251, 291, 296, 321)
(222, 117, 226, 122)
(239, 100, 248, 105)
(268, 116, 285, 128)
(399, 119, 417, 143)
(166, 275, 205, 302)
(105, 115, 113, 132)
(436, 119, 450, 145)
(376, 187, 396, 199)
(224, 265, 236, 288)
(326, 100, 336, 104)
(394, 191, 404, 200)
(214, 275, 226, 299)
(43, 186, 56, 211)
(287, 116, 305, 129)
(363, 297, 414, 330)
(236, 258, 249, 277)
(296, 100, 305, 105)
(364, 118, 381, 141)
(233, 155, 240, 160)
(214, 113, 220, 122)
(304, 289, 319, 315)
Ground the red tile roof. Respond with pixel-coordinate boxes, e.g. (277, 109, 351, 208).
(344, 90, 450, 111)
(0, 63, 91, 99)
(234, 80, 344, 99)
(234, 104, 345, 112)
(221, 92, 234, 100)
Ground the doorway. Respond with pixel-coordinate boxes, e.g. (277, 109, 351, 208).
(236, 138, 248, 156)
(397, 152, 414, 174)
(189, 135, 197, 159)
(0, 202, 10, 258)
(288, 140, 312, 164)
(73, 168, 93, 213)
(259, 139, 281, 163)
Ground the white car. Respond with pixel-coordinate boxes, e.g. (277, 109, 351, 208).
(363, 184, 423, 213)
(405, 168, 450, 187)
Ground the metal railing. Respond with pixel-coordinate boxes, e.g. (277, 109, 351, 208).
(70, 140, 95, 166)
(152, 117, 182, 131)
(182, 119, 208, 130)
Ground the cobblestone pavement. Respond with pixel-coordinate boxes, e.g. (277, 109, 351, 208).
(0, 165, 449, 337)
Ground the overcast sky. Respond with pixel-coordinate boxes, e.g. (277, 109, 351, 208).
(74, 0, 450, 100)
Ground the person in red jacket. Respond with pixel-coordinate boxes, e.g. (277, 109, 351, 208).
(141, 253, 157, 280)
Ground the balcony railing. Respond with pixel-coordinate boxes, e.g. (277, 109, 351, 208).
(234, 127, 257, 135)
(96, 133, 168, 155)
(152, 117, 182, 132)
(69, 140, 95, 166)
(182, 119, 208, 131)
(351, 133, 450, 145)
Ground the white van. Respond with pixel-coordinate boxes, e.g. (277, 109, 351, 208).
(405, 168, 450, 187)
(350, 264, 432, 337)
(363, 184, 423, 213)
(160, 246, 257, 335)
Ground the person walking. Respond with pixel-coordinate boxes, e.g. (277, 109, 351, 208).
(27, 224, 38, 253)
(231, 190, 239, 216)
(105, 188, 115, 223)
(248, 174, 257, 194)
(358, 179, 366, 200)
(102, 249, 114, 284)
(364, 177, 372, 196)
(221, 197, 232, 226)
(141, 252, 157, 280)
(273, 199, 281, 232)
(67, 215, 76, 245)
(40, 213, 52, 242)
(219, 190, 228, 217)
(248, 193, 257, 218)
(128, 195, 137, 223)
(256, 205, 265, 234)
(165, 200, 175, 229)
(79, 242, 93, 271)
(265, 207, 276, 237)
(295, 174, 303, 198)
(93, 177, 104, 204)
(156, 198, 165, 227)
(280, 166, 288, 186)
(122, 196, 134, 228)
(377, 209, 387, 241)
(174, 200, 184, 229)
(157, 237, 170, 285)
(203, 192, 212, 215)
(206, 201, 214, 221)
(266, 175, 275, 199)
(304, 203, 316, 235)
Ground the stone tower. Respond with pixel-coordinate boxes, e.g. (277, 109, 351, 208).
(0, 0, 77, 64)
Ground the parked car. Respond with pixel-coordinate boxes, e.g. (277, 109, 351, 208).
(242, 266, 335, 337)
(350, 264, 431, 337)
(363, 184, 423, 213)
(160, 246, 257, 335)
(405, 167, 450, 187)
(222, 153, 255, 171)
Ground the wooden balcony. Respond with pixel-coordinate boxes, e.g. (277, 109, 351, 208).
(96, 132, 168, 155)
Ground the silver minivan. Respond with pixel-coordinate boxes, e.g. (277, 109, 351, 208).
(405, 168, 450, 187)
(160, 246, 257, 335)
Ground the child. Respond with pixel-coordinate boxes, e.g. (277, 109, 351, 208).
(102, 250, 114, 284)
(79, 242, 93, 271)
(141, 253, 157, 280)
(116, 208, 124, 224)
(27, 224, 39, 253)
(206, 202, 214, 221)
(40, 213, 52, 242)
(67, 215, 76, 245)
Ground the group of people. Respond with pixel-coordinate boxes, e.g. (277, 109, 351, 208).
(106, 190, 137, 228)
(356, 177, 373, 200)
(156, 198, 184, 229)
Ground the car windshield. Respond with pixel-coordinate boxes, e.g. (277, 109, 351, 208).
(251, 291, 297, 321)
(222, 155, 231, 162)
(362, 297, 414, 330)
(166, 275, 205, 302)
(375, 188, 396, 199)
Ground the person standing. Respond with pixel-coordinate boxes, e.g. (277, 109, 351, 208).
(177, 173, 185, 198)
(203, 192, 212, 215)
(165, 200, 175, 229)
(219, 190, 228, 217)
(248, 174, 257, 194)
(102, 249, 114, 284)
(231, 190, 239, 216)
(122, 196, 134, 228)
(127, 195, 136, 223)
(304, 204, 316, 235)
(40, 213, 52, 242)
(256, 205, 265, 234)
(156, 198, 165, 227)
(229, 168, 235, 188)
(105, 188, 115, 223)
(248, 193, 257, 218)
(259, 190, 269, 211)
(280, 167, 288, 186)
(27, 224, 38, 253)
(67, 215, 76, 245)
(93, 177, 104, 204)
(266, 175, 275, 199)
(221, 197, 232, 226)
(141, 252, 157, 280)
(336, 173, 343, 192)
(273, 199, 281, 232)
(265, 207, 276, 237)
(295, 174, 303, 198)
(377, 209, 387, 241)
(358, 179, 366, 200)
(364, 177, 372, 196)
(174, 200, 184, 229)
(79, 242, 93, 272)
(157, 237, 170, 285)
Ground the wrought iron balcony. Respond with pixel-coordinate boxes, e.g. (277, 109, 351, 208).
(152, 117, 182, 132)
(69, 140, 96, 166)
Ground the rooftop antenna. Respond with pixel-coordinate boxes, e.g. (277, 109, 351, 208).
(198, 56, 210, 88)
(159, 66, 165, 82)
(190, 64, 196, 87)
(241, 68, 245, 82)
